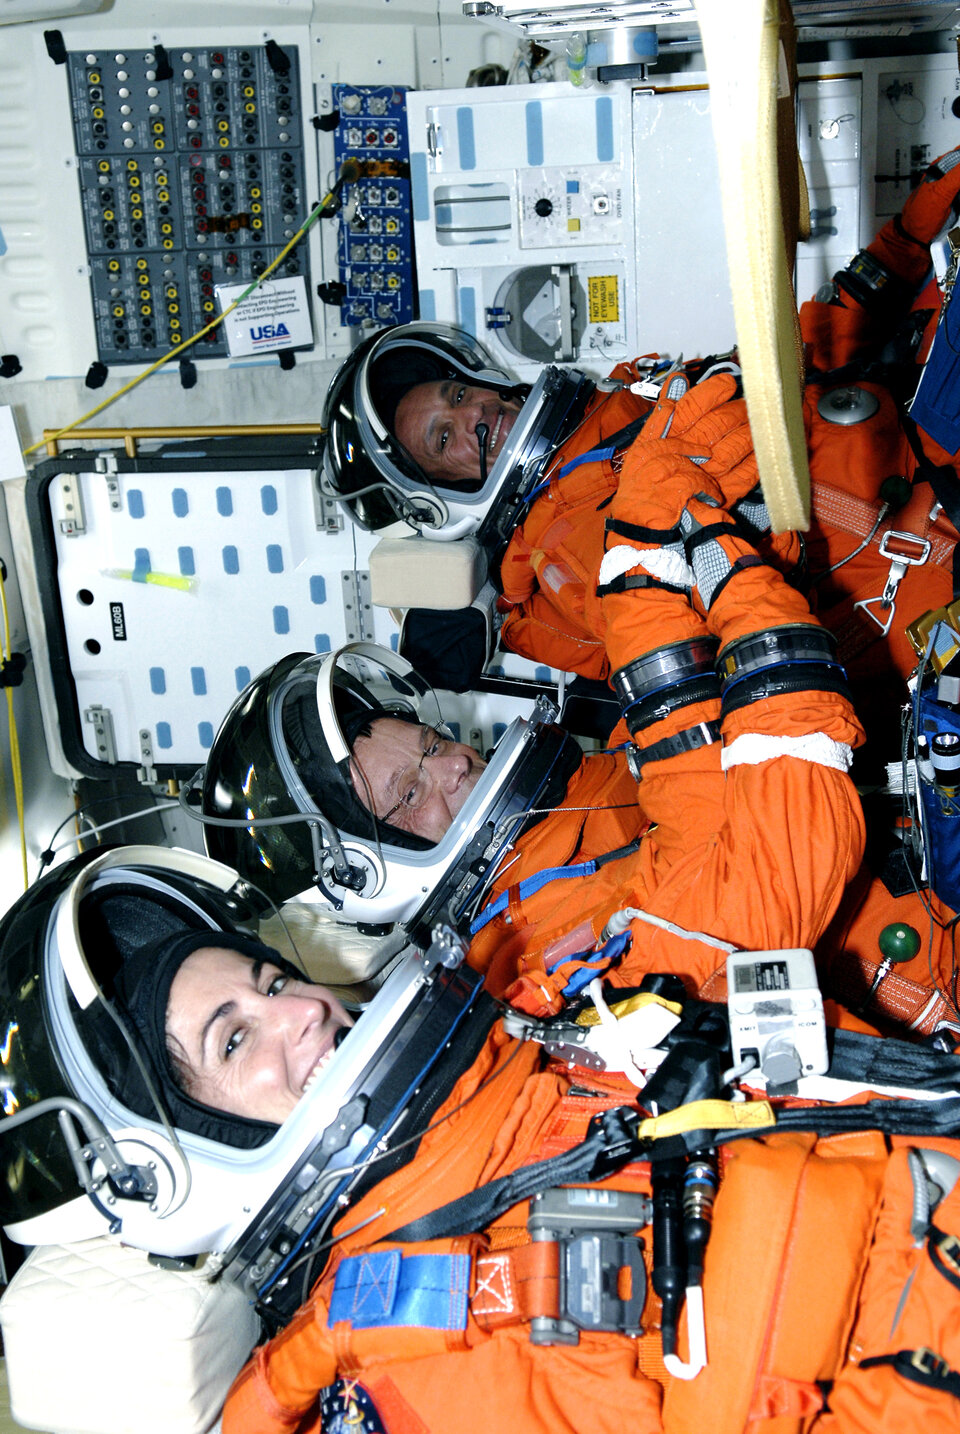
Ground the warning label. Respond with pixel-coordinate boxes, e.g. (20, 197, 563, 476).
(588, 275, 620, 324)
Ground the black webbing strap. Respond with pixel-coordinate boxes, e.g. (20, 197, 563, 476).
(596, 572, 690, 599)
(385, 1123, 612, 1243)
(829, 1028, 960, 1091)
(718, 1096, 960, 1144)
(385, 1107, 641, 1243)
(859, 1348, 960, 1401)
(628, 721, 721, 775)
(902, 411, 960, 596)
(606, 516, 684, 545)
(927, 1225, 960, 1294)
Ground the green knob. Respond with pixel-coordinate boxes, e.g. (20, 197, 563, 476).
(878, 922, 922, 963)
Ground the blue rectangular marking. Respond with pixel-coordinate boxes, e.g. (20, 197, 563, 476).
(411, 150, 430, 223)
(329, 1252, 469, 1332)
(456, 106, 477, 171)
(190, 667, 207, 696)
(458, 286, 477, 337)
(0, 226, 6, 257)
(595, 96, 614, 162)
(525, 102, 544, 166)
(419, 289, 436, 321)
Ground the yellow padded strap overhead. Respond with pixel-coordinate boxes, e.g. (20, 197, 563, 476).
(694, 0, 811, 533)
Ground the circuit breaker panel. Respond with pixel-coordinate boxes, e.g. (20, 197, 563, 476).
(66, 41, 311, 364)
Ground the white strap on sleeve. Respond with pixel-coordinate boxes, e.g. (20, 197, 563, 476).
(598, 543, 693, 590)
(721, 731, 853, 773)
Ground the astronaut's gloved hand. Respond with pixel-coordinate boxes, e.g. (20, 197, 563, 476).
(836, 145, 960, 310)
(635, 370, 760, 506)
(898, 146, 960, 246)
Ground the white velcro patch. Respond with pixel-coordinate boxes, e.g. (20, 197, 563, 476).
(721, 732, 853, 773)
(598, 544, 693, 590)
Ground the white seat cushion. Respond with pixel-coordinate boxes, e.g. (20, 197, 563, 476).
(0, 1238, 259, 1434)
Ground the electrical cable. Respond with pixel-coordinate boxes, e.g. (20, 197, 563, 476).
(21, 167, 354, 459)
(0, 564, 27, 890)
(45, 802, 181, 861)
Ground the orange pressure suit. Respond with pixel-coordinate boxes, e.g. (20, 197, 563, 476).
(224, 396, 924, 1434)
(497, 147, 960, 699)
(494, 150, 960, 1039)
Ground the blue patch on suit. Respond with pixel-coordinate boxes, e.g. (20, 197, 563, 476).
(328, 1250, 469, 1331)
(319, 1380, 386, 1434)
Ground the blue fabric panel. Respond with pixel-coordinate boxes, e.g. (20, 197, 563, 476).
(156, 721, 172, 749)
(235, 666, 251, 691)
(128, 489, 145, 519)
(411, 149, 430, 221)
(216, 486, 234, 516)
(222, 546, 239, 575)
(595, 96, 614, 161)
(525, 101, 544, 165)
(149, 667, 166, 695)
(310, 575, 327, 604)
(178, 546, 195, 576)
(458, 286, 477, 337)
(918, 687, 960, 914)
(266, 544, 284, 573)
(328, 1252, 470, 1332)
(260, 485, 278, 516)
(274, 605, 290, 635)
(456, 106, 476, 170)
(172, 488, 189, 517)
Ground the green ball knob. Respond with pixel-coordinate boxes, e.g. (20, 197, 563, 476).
(878, 922, 922, 963)
(879, 474, 912, 510)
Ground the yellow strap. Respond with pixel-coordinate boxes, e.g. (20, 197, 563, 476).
(574, 991, 684, 1027)
(636, 1099, 775, 1141)
(693, 0, 810, 533)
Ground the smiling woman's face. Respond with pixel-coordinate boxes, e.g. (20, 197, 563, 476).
(165, 948, 353, 1123)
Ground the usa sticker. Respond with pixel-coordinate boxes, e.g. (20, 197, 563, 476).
(216, 275, 313, 358)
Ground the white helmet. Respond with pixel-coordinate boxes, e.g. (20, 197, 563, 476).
(320, 321, 594, 544)
(0, 844, 494, 1324)
(199, 643, 583, 946)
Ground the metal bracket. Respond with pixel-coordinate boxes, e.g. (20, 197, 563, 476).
(58, 473, 86, 536)
(313, 474, 344, 533)
(342, 569, 372, 641)
(95, 453, 123, 514)
(84, 704, 117, 765)
(137, 728, 158, 786)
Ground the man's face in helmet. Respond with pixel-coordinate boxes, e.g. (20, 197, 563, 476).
(350, 717, 486, 842)
(394, 380, 522, 484)
(166, 948, 353, 1123)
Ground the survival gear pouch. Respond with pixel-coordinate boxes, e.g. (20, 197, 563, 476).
(663, 1129, 960, 1434)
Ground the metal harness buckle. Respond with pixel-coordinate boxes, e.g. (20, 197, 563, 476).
(527, 1185, 651, 1346)
(854, 530, 932, 635)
